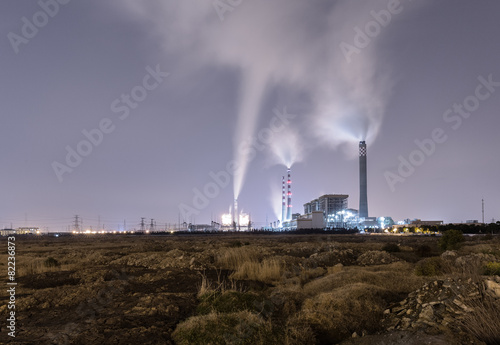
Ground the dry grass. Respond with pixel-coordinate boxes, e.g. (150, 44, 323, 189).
(172, 311, 277, 345)
(14, 234, 499, 344)
(297, 283, 387, 343)
(215, 246, 282, 283)
(463, 243, 500, 257)
(216, 246, 261, 270)
(459, 294, 500, 345)
(284, 318, 317, 345)
(16, 257, 75, 277)
(298, 267, 326, 285)
(231, 258, 283, 283)
(438, 254, 498, 281)
(302, 262, 424, 300)
(270, 262, 426, 344)
(197, 270, 240, 297)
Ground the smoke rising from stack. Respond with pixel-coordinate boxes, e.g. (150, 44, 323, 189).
(269, 179, 284, 224)
(121, 1, 428, 197)
(268, 126, 304, 169)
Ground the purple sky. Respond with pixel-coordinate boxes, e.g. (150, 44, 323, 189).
(1, 0, 500, 231)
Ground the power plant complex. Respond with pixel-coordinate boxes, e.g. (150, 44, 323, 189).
(209, 140, 445, 232)
(277, 140, 385, 230)
(219, 140, 400, 231)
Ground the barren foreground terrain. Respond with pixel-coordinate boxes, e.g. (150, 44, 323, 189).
(1, 233, 499, 344)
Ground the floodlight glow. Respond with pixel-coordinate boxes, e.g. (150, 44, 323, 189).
(239, 213, 250, 227)
(222, 213, 232, 226)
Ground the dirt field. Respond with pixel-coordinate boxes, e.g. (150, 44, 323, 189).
(1, 233, 499, 344)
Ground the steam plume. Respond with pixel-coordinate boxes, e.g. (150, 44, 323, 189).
(120, 0, 425, 192)
(268, 126, 304, 169)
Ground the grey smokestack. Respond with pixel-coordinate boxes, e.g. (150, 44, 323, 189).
(359, 141, 368, 218)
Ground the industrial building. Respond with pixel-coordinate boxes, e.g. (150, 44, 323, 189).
(392, 219, 443, 231)
(0, 227, 40, 236)
(221, 210, 251, 231)
(304, 194, 349, 216)
(281, 194, 350, 230)
(326, 209, 359, 229)
(287, 211, 325, 230)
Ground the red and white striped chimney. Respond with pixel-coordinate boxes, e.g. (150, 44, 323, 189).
(286, 168, 292, 221)
(281, 176, 286, 226)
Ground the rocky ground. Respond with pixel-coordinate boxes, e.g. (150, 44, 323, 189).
(0, 234, 499, 344)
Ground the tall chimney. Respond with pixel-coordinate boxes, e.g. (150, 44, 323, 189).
(281, 176, 286, 226)
(233, 198, 239, 230)
(286, 168, 292, 221)
(359, 141, 368, 218)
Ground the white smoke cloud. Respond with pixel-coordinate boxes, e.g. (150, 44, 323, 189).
(269, 178, 284, 223)
(120, 0, 422, 193)
(268, 126, 304, 169)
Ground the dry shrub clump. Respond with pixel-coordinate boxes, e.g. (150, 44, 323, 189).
(483, 262, 500, 276)
(415, 257, 443, 276)
(437, 253, 498, 278)
(172, 311, 277, 345)
(439, 229, 465, 251)
(414, 244, 433, 257)
(197, 290, 266, 316)
(284, 318, 317, 345)
(297, 283, 387, 344)
(382, 243, 400, 253)
(416, 252, 489, 277)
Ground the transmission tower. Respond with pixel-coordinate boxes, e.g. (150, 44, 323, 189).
(73, 215, 81, 232)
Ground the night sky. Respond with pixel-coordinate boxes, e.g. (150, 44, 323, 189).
(2, 0, 500, 231)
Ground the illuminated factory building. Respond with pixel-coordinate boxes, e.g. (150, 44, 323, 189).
(221, 211, 250, 231)
(304, 194, 348, 216)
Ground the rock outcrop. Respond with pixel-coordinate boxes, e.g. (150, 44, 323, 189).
(356, 250, 399, 266)
(383, 277, 499, 334)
